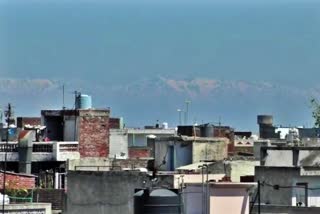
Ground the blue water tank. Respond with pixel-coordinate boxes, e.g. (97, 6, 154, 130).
(76, 94, 92, 109)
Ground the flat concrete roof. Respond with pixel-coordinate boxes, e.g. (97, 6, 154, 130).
(261, 146, 320, 151)
(41, 109, 110, 116)
(176, 162, 216, 171)
(127, 128, 176, 134)
(156, 135, 228, 142)
(186, 182, 257, 189)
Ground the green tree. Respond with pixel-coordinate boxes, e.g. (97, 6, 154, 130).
(311, 98, 320, 128)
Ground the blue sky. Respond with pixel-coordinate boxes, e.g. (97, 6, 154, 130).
(0, 0, 319, 130)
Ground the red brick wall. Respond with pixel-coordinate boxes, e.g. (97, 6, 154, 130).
(109, 118, 120, 129)
(129, 147, 151, 158)
(228, 143, 235, 156)
(78, 110, 110, 158)
(214, 127, 235, 143)
(0, 173, 35, 189)
(17, 117, 41, 128)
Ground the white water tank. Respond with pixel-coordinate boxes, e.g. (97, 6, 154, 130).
(162, 122, 168, 129)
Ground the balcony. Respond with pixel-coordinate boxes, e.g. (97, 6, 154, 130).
(54, 141, 80, 161)
(0, 141, 80, 162)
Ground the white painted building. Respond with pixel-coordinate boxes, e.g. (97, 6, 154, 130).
(109, 127, 176, 159)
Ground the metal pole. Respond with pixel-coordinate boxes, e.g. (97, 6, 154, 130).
(177, 109, 182, 125)
(201, 166, 204, 214)
(180, 175, 185, 214)
(1, 127, 7, 213)
(2, 104, 10, 213)
(258, 180, 261, 214)
(185, 100, 191, 125)
(204, 165, 209, 214)
(62, 84, 65, 110)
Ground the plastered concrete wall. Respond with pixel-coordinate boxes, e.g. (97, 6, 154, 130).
(303, 138, 320, 147)
(207, 161, 230, 175)
(192, 140, 227, 163)
(154, 141, 192, 171)
(262, 149, 320, 167)
(4, 203, 51, 214)
(66, 171, 149, 214)
(128, 129, 175, 147)
(67, 158, 149, 171)
(256, 166, 320, 207)
(230, 160, 258, 182)
(183, 185, 203, 214)
(210, 187, 250, 214)
(263, 150, 293, 166)
(291, 175, 320, 207)
(255, 166, 299, 205)
(109, 129, 128, 159)
(201, 160, 257, 182)
(252, 205, 320, 214)
(254, 141, 269, 160)
(0, 152, 19, 161)
(173, 174, 225, 189)
(299, 150, 320, 166)
(154, 141, 169, 170)
(184, 184, 252, 214)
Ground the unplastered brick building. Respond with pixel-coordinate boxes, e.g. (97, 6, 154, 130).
(0, 171, 36, 189)
(41, 109, 110, 158)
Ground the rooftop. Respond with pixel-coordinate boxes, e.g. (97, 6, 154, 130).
(156, 135, 229, 142)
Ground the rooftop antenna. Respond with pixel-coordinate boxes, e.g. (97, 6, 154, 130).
(62, 84, 66, 110)
(177, 109, 183, 125)
(0, 108, 2, 124)
(193, 117, 197, 125)
(74, 91, 80, 109)
(184, 100, 191, 125)
(73, 91, 79, 141)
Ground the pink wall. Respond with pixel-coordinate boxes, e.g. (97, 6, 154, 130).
(210, 187, 250, 214)
(184, 183, 256, 214)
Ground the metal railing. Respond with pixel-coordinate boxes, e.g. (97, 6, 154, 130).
(59, 143, 78, 152)
(33, 144, 53, 153)
(0, 144, 18, 152)
(0, 142, 79, 153)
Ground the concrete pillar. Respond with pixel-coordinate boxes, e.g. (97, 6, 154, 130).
(292, 148, 299, 166)
(18, 131, 33, 174)
(260, 147, 268, 166)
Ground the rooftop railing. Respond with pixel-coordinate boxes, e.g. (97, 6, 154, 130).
(0, 143, 18, 152)
(33, 143, 53, 153)
(0, 141, 79, 153)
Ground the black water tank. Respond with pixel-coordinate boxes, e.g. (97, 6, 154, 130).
(134, 189, 181, 214)
(178, 126, 200, 136)
(257, 115, 273, 126)
(200, 124, 214, 137)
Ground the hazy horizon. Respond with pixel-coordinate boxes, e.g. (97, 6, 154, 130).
(0, 0, 319, 131)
